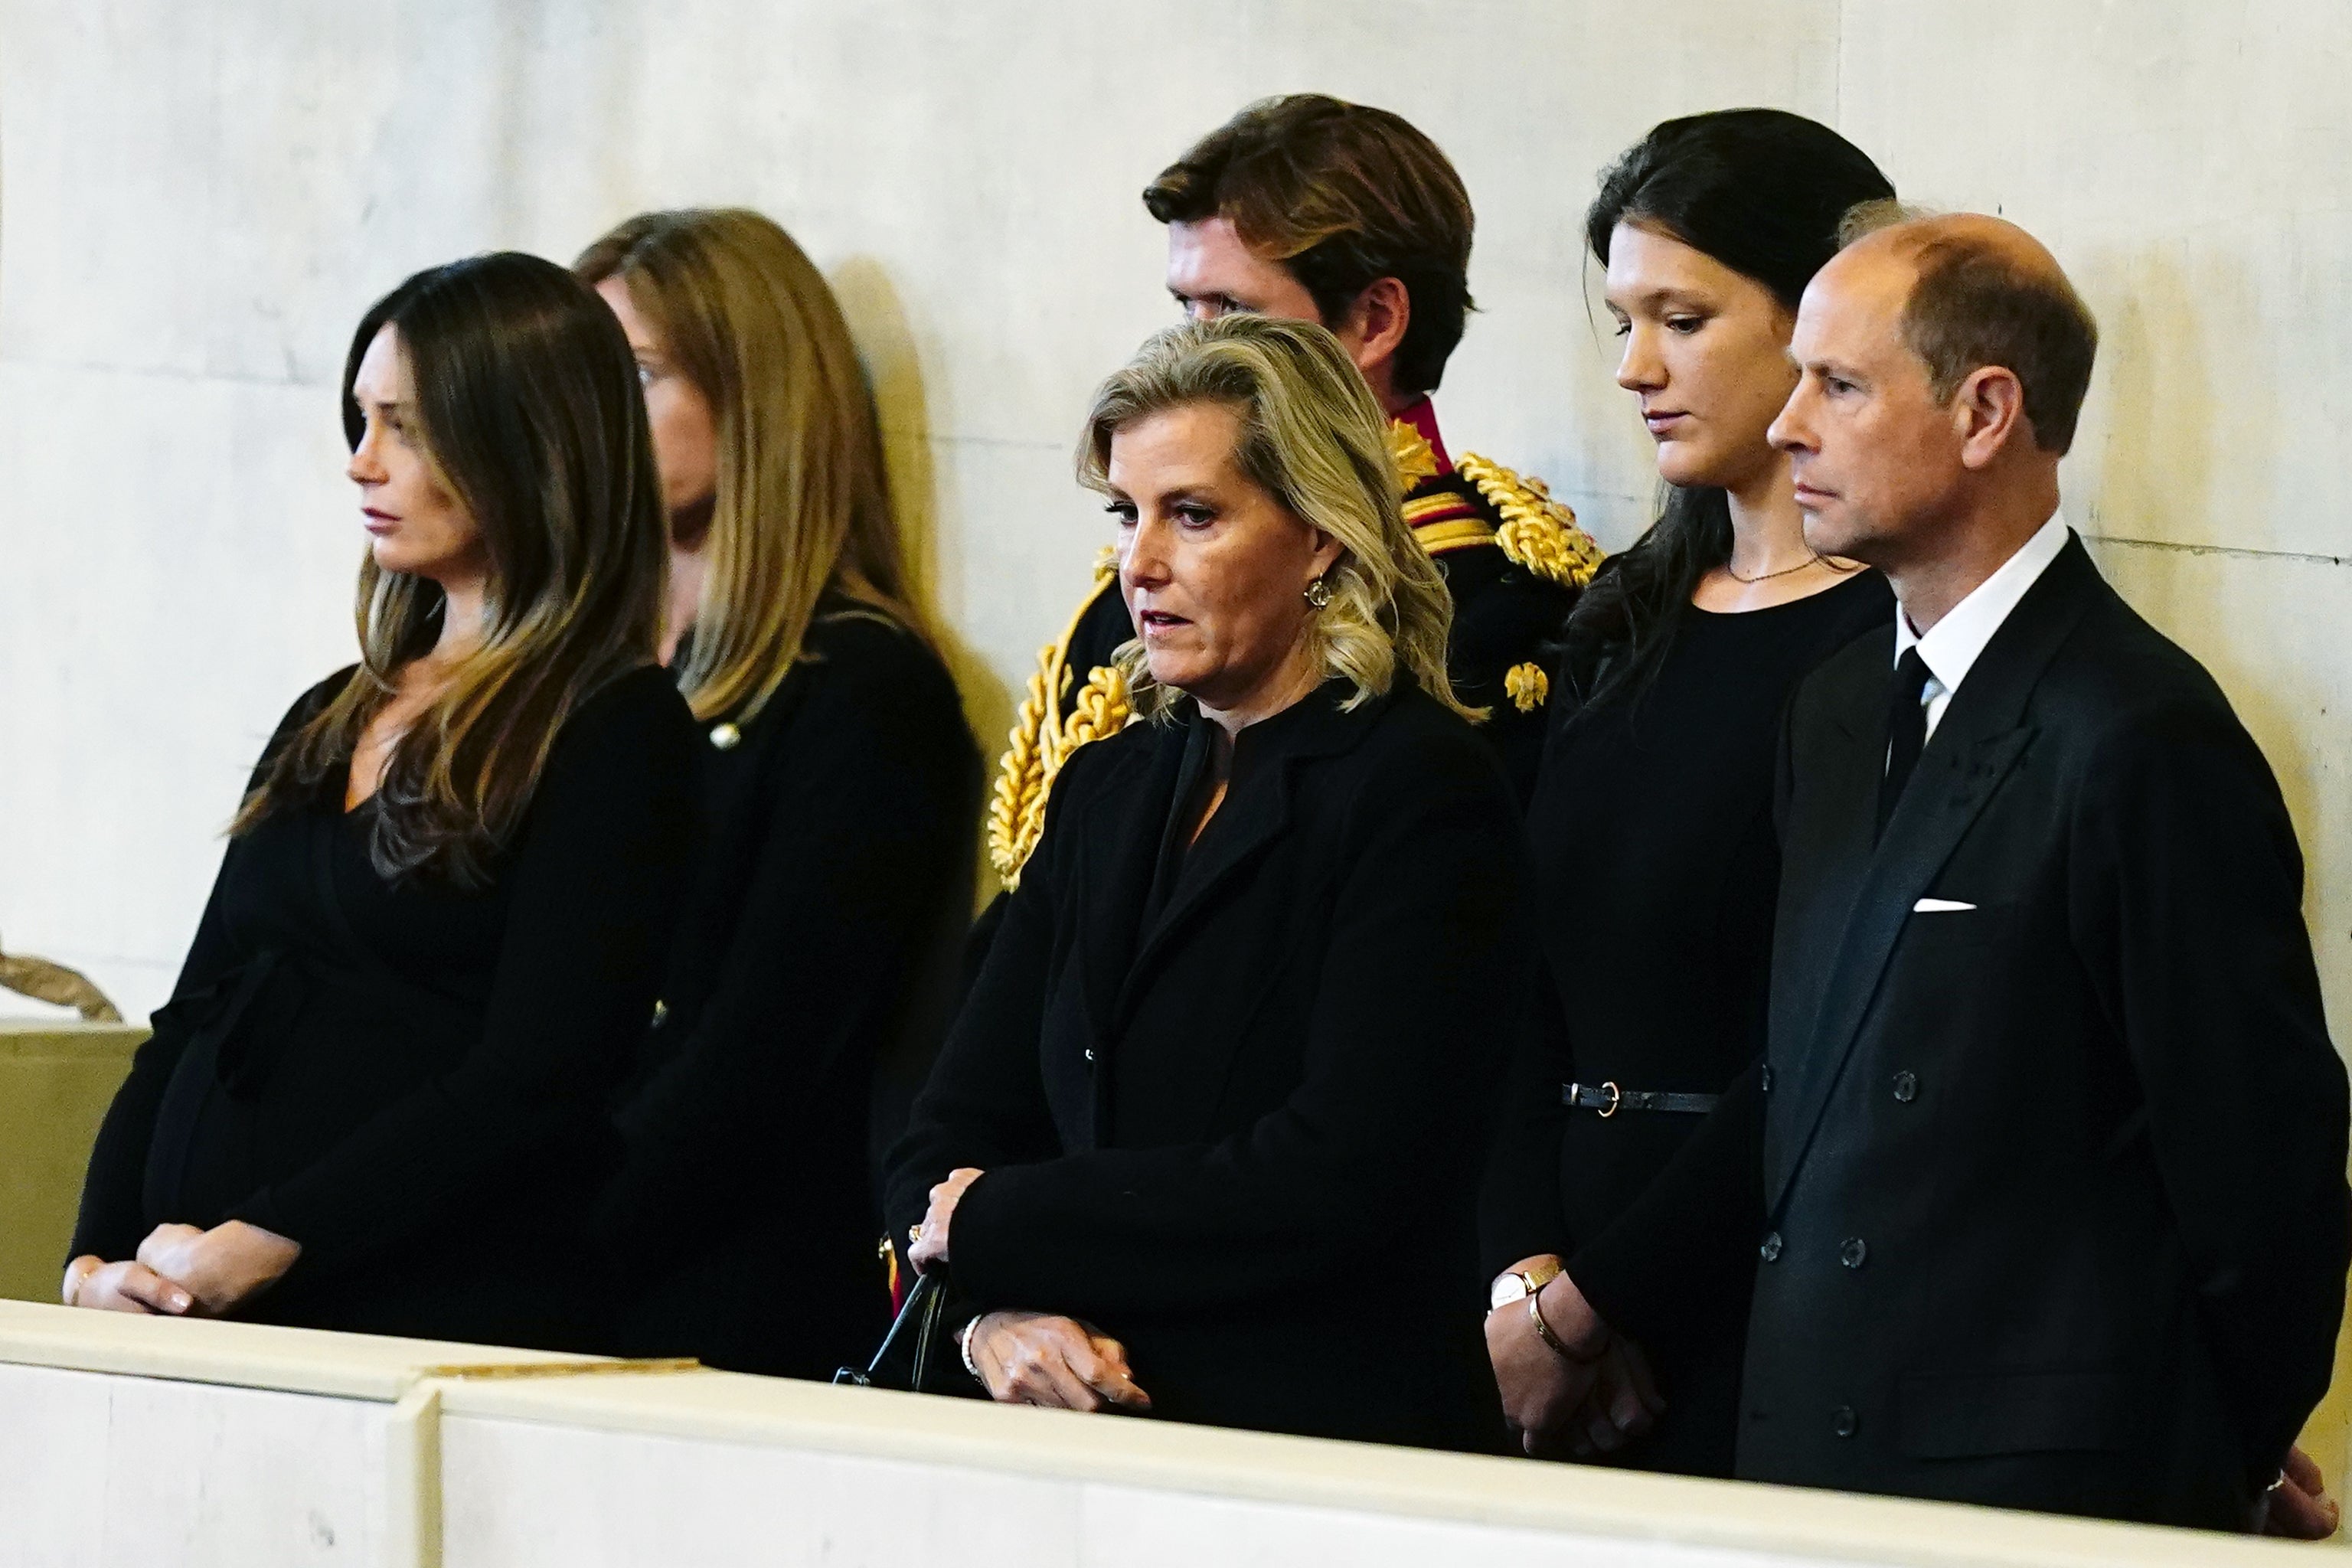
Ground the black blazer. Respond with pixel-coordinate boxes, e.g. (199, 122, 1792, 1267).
(73, 666, 697, 1351)
(1742, 536, 2347, 1527)
(598, 609, 978, 1379)
(887, 680, 1525, 1449)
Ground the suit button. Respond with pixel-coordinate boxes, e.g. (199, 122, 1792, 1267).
(1840, 1237, 1868, 1269)
(1759, 1231, 1783, 1263)
(1832, 1405, 1858, 1439)
(1083, 1048, 1096, 1063)
(1760, 1064, 1774, 1093)
(1892, 1070, 1918, 1102)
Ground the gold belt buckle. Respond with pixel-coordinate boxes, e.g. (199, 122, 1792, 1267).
(1598, 1080, 1622, 1118)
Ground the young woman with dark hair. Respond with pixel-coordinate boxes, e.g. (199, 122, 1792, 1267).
(64, 253, 697, 1351)
(1481, 109, 1896, 1477)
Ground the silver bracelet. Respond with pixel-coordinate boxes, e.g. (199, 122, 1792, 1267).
(959, 1315, 985, 1383)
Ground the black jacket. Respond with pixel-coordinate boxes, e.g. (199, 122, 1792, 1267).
(888, 680, 1526, 1449)
(598, 610, 978, 1379)
(1742, 536, 2347, 1527)
(72, 666, 697, 1352)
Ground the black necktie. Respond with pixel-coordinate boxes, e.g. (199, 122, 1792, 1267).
(1877, 648, 1932, 838)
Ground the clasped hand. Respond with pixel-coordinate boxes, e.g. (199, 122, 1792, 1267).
(63, 1221, 301, 1317)
(1485, 1259, 1665, 1459)
(965, 1310, 1152, 1414)
(906, 1171, 1152, 1415)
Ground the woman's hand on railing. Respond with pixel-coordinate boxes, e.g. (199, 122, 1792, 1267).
(908, 1167, 984, 1272)
(132, 1222, 301, 1316)
(61, 1255, 191, 1315)
(965, 1310, 1152, 1413)
(2263, 1445, 2341, 1537)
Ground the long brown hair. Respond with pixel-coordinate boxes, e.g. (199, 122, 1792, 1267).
(576, 208, 933, 724)
(233, 252, 668, 885)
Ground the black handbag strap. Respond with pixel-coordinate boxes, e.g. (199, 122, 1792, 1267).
(835, 1270, 950, 1389)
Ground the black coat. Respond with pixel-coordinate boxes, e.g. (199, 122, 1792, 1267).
(888, 681, 1526, 1449)
(597, 610, 978, 1379)
(72, 665, 697, 1352)
(1743, 536, 2347, 1527)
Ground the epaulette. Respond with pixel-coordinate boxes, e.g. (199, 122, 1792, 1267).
(1455, 453, 1608, 590)
(985, 550, 1134, 889)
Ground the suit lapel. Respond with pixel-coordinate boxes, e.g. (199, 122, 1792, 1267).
(1115, 687, 1379, 1026)
(1118, 769, 1292, 1022)
(1767, 539, 2102, 1213)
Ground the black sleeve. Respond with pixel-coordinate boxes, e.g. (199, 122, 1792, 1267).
(945, 733, 1526, 1321)
(1567, 1062, 1765, 1356)
(1478, 969, 1574, 1273)
(599, 641, 976, 1253)
(70, 674, 351, 1264)
(227, 670, 699, 1268)
(2070, 697, 2349, 1484)
(881, 752, 1080, 1247)
(69, 845, 245, 1263)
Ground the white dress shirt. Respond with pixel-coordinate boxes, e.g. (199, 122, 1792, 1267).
(1892, 510, 2070, 743)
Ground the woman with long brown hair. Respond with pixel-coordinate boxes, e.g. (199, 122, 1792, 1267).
(64, 253, 696, 1351)
(577, 209, 978, 1380)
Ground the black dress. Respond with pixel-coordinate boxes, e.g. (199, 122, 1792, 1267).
(597, 608, 980, 1380)
(1484, 570, 1892, 1475)
(889, 680, 1526, 1450)
(71, 665, 697, 1352)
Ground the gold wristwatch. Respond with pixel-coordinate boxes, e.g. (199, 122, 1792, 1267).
(1488, 1257, 1563, 1313)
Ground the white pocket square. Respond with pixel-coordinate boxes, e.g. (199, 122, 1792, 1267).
(1913, 898, 1977, 913)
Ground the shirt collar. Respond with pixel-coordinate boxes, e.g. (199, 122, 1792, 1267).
(1893, 509, 2071, 694)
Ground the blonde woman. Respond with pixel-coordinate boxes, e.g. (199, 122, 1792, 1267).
(67, 254, 694, 1351)
(887, 315, 1522, 1451)
(576, 210, 978, 1380)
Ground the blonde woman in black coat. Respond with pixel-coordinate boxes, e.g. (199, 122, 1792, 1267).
(887, 315, 1525, 1451)
(578, 211, 978, 1380)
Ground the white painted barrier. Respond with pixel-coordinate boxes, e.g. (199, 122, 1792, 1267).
(0, 1299, 2318, 1568)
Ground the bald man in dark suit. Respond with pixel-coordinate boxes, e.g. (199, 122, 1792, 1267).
(1740, 214, 2347, 1529)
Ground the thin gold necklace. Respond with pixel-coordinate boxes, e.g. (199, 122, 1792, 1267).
(1724, 552, 1828, 584)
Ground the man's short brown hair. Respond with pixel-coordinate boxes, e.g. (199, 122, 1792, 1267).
(1143, 94, 1474, 397)
(1897, 236, 2099, 455)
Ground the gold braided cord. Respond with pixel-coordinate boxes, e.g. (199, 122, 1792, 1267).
(986, 552, 1132, 889)
(1504, 662, 1551, 714)
(1456, 453, 1608, 590)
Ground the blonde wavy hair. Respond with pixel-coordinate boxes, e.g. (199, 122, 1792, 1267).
(576, 208, 935, 722)
(1076, 315, 1475, 724)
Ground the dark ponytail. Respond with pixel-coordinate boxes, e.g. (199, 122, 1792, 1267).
(1563, 109, 1893, 707)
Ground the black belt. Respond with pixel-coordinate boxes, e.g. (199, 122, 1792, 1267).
(1564, 1081, 1720, 1116)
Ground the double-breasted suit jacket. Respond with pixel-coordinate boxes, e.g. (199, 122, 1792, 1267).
(1742, 536, 2348, 1527)
(887, 680, 1527, 1450)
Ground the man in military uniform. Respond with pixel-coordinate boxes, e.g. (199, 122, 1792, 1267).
(985, 94, 1602, 899)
